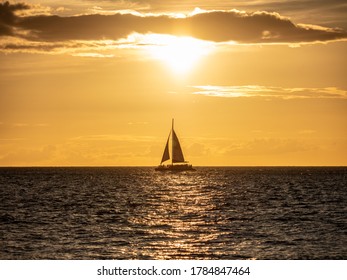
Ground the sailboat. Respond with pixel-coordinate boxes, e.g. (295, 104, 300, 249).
(155, 119, 195, 171)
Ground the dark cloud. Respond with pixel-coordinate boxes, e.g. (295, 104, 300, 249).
(237, 0, 347, 29)
(1, 1, 346, 51)
(180, 10, 346, 43)
(19, 13, 175, 41)
(129, 0, 347, 29)
(18, 10, 346, 44)
(0, 1, 29, 35)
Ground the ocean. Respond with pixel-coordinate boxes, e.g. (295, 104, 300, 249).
(0, 167, 346, 259)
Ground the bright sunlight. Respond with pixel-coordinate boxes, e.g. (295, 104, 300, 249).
(144, 34, 213, 74)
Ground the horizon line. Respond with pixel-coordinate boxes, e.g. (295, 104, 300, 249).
(0, 165, 346, 168)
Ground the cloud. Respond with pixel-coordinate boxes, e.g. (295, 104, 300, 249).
(86, 1, 347, 29)
(72, 52, 115, 58)
(0, 133, 159, 166)
(0, 35, 127, 55)
(0, 144, 57, 165)
(0, 1, 29, 36)
(1, 1, 346, 54)
(224, 138, 316, 156)
(183, 10, 346, 43)
(232, 0, 347, 30)
(151, 0, 347, 28)
(186, 142, 210, 157)
(191, 85, 347, 99)
(19, 9, 347, 43)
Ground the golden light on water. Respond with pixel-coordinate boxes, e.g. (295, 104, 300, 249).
(128, 173, 230, 259)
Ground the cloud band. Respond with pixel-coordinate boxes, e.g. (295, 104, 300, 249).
(1, 1, 346, 54)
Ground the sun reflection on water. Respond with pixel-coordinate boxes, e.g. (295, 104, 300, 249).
(127, 172, 230, 259)
(2, 167, 344, 259)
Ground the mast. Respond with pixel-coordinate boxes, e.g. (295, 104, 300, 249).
(171, 118, 174, 165)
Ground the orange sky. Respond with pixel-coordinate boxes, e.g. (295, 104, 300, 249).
(0, 1, 346, 166)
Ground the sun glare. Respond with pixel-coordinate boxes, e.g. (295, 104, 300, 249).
(144, 34, 213, 74)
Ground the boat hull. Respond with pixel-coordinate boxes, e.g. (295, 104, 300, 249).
(155, 164, 196, 172)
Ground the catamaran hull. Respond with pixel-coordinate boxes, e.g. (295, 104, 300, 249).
(155, 164, 196, 172)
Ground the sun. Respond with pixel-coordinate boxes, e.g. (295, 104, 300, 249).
(144, 34, 213, 74)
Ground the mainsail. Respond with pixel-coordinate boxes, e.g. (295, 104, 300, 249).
(172, 129, 185, 163)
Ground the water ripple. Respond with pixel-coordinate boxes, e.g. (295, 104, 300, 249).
(0, 167, 346, 259)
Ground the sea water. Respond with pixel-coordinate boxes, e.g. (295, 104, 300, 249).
(0, 167, 346, 259)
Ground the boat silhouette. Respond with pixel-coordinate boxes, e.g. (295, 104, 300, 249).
(155, 119, 195, 171)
